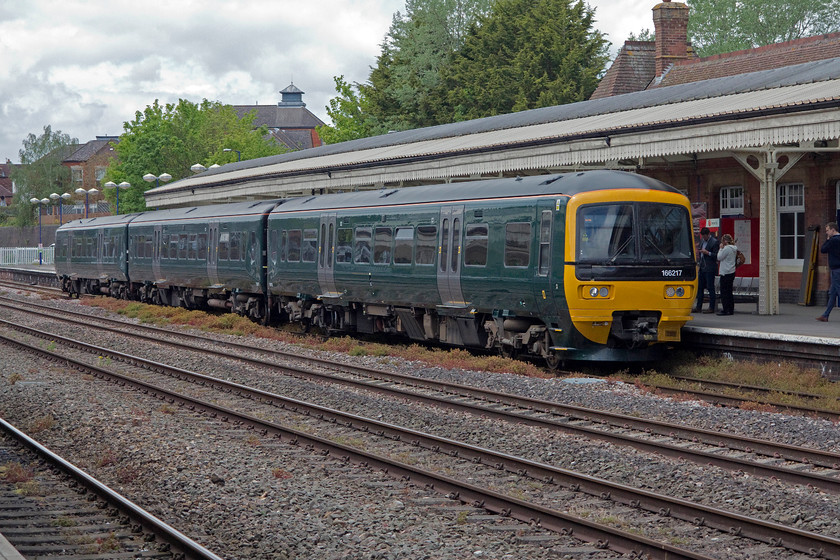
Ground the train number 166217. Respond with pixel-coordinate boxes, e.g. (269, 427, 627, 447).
(661, 269, 683, 277)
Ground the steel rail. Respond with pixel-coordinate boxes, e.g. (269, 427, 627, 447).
(3, 328, 840, 559)
(0, 416, 225, 560)
(2, 306, 840, 485)
(0, 331, 719, 560)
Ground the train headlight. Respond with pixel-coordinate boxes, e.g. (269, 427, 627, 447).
(589, 287, 599, 298)
(675, 287, 685, 297)
(666, 287, 676, 297)
(665, 285, 688, 298)
(599, 287, 609, 298)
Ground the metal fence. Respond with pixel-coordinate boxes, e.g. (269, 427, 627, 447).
(0, 247, 55, 266)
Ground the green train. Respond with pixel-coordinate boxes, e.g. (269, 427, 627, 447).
(55, 170, 697, 366)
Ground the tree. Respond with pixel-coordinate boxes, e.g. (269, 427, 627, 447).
(366, 0, 495, 131)
(104, 99, 286, 213)
(9, 125, 78, 227)
(316, 76, 384, 144)
(436, 0, 610, 122)
(688, 0, 840, 57)
(321, 0, 493, 141)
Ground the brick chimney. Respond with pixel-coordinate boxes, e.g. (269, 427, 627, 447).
(653, 0, 690, 77)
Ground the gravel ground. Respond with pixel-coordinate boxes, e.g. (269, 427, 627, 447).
(1, 292, 840, 559)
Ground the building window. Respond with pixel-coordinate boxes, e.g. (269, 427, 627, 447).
(835, 180, 840, 213)
(720, 186, 743, 216)
(71, 166, 83, 184)
(95, 167, 107, 182)
(778, 183, 805, 261)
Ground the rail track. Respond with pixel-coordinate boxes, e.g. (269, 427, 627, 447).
(2, 295, 839, 492)
(1, 297, 840, 557)
(0, 417, 224, 560)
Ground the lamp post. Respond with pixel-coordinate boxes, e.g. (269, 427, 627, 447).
(103, 181, 131, 214)
(74, 187, 99, 219)
(142, 172, 172, 189)
(29, 197, 49, 264)
(190, 164, 207, 174)
(223, 148, 241, 162)
(50, 192, 71, 225)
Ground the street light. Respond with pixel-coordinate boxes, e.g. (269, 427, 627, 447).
(29, 197, 50, 264)
(49, 192, 72, 225)
(190, 163, 207, 174)
(223, 148, 241, 162)
(74, 187, 99, 219)
(143, 172, 172, 188)
(103, 181, 131, 214)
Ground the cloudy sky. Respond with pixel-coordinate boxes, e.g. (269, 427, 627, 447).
(0, 0, 651, 164)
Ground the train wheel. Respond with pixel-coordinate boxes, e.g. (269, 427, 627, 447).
(499, 344, 517, 360)
(544, 353, 562, 371)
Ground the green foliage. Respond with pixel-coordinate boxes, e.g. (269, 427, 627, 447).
(688, 0, 840, 56)
(437, 0, 609, 121)
(9, 125, 77, 226)
(628, 28, 655, 42)
(367, 0, 494, 131)
(104, 99, 286, 213)
(317, 76, 384, 143)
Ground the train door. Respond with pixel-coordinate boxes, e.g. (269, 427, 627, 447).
(437, 206, 465, 305)
(534, 202, 561, 318)
(207, 221, 220, 286)
(96, 230, 104, 280)
(153, 226, 162, 281)
(317, 213, 338, 296)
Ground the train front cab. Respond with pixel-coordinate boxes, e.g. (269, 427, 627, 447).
(561, 188, 696, 361)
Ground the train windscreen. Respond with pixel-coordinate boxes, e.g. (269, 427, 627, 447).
(577, 202, 694, 271)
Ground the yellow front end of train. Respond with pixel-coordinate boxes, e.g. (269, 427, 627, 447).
(564, 188, 696, 349)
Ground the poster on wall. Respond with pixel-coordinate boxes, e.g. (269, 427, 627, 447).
(734, 219, 751, 265)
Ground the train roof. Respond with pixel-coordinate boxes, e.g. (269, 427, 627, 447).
(270, 170, 680, 214)
(56, 213, 144, 232)
(128, 199, 283, 225)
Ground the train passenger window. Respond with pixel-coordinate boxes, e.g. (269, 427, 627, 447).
(394, 227, 413, 265)
(354, 227, 371, 264)
(374, 227, 393, 265)
(336, 228, 352, 264)
(415, 225, 437, 265)
(188, 234, 197, 260)
(230, 232, 241, 261)
(504, 223, 531, 268)
(269, 229, 279, 266)
(167, 236, 176, 259)
(287, 229, 302, 262)
(538, 211, 552, 276)
(440, 219, 449, 272)
(145, 236, 152, 259)
(197, 233, 207, 261)
(464, 223, 488, 267)
(248, 231, 257, 265)
(451, 219, 461, 272)
(178, 234, 188, 260)
(280, 230, 288, 262)
(302, 229, 317, 263)
(219, 232, 229, 261)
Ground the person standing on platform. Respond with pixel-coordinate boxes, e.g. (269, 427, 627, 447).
(695, 227, 719, 313)
(716, 234, 737, 316)
(817, 222, 840, 322)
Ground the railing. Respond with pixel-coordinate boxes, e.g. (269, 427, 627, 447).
(0, 247, 55, 266)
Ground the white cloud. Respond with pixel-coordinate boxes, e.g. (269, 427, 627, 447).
(0, 0, 647, 163)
